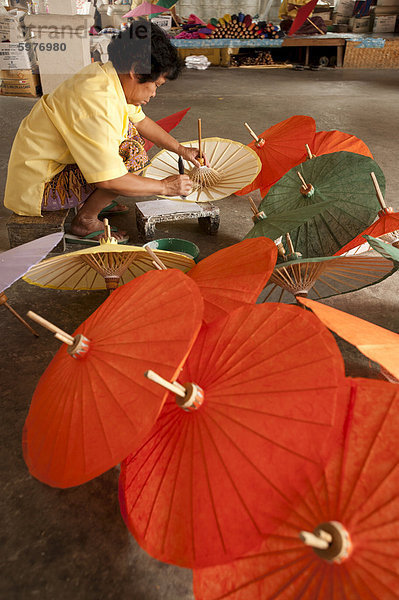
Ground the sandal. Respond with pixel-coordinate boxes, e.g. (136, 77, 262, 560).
(64, 227, 129, 246)
(98, 201, 130, 217)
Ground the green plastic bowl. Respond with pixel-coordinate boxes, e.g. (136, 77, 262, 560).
(143, 238, 200, 263)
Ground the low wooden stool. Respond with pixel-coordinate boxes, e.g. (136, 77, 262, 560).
(6, 209, 69, 252)
(135, 199, 220, 242)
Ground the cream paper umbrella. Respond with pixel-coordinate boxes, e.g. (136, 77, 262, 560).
(143, 137, 262, 203)
(23, 221, 194, 291)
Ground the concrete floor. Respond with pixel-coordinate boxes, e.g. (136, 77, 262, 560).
(1, 67, 399, 599)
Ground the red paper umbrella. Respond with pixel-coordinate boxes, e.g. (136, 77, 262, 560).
(288, 0, 319, 36)
(119, 303, 344, 568)
(23, 269, 203, 488)
(309, 130, 373, 160)
(187, 237, 278, 324)
(193, 377, 399, 600)
(336, 172, 399, 256)
(143, 108, 190, 152)
(236, 116, 316, 197)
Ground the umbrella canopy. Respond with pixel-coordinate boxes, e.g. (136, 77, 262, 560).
(143, 137, 261, 203)
(187, 237, 278, 324)
(144, 108, 190, 152)
(0, 232, 63, 336)
(365, 234, 399, 262)
(0, 232, 63, 292)
(259, 152, 383, 257)
(23, 269, 203, 488)
(236, 116, 316, 197)
(336, 212, 399, 256)
(119, 303, 345, 568)
(23, 238, 194, 291)
(288, 0, 319, 35)
(298, 297, 399, 382)
(123, 2, 171, 18)
(260, 249, 397, 303)
(309, 130, 373, 160)
(193, 377, 399, 600)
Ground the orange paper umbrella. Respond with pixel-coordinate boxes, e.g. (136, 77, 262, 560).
(298, 297, 399, 382)
(336, 172, 399, 256)
(143, 108, 190, 152)
(23, 269, 203, 488)
(193, 377, 399, 600)
(236, 116, 316, 197)
(119, 303, 344, 568)
(309, 130, 373, 160)
(187, 237, 278, 324)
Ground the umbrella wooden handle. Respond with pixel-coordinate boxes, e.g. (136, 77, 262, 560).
(248, 197, 259, 216)
(1, 295, 39, 337)
(244, 122, 259, 143)
(145, 370, 186, 398)
(370, 172, 387, 210)
(198, 118, 203, 162)
(27, 311, 74, 343)
(305, 144, 314, 159)
(306, 17, 326, 35)
(144, 246, 167, 270)
(297, 171, 308, 188)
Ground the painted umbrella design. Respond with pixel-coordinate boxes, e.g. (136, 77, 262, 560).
(298, 297, 399, 382)
(119, 303, 344, 568)
(259, 233, 397, 304)
(23, 223, 194, 292)
(258, 152, 383, 258)
(143, 137, 261, 203)
(123, 2, 171, 18)
(193, 377, 399, 600)
(23, 269, 203, 488)
(0, 232, 63, 336)
(236, 116, 316, 197)
(144, 108, 190, 152)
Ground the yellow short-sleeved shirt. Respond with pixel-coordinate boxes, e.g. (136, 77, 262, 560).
(4, 61, 145, 216)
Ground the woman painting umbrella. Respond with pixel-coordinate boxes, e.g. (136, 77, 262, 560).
(4, 20, 201, 244)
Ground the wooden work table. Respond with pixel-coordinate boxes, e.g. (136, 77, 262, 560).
(281, 36, 345, 67)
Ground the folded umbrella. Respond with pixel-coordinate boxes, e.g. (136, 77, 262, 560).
(193, 377, 399, 600)
(298, 297, 399, 382)
(0, 232, 63, 336)
(236, 116, 316, 197)
(288, 0, 322, 36)
(119, 303, 344, 568)
(23, 269, 203, 488)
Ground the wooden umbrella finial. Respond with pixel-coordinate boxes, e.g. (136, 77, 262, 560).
(27, 310, 90, 358)
(248, 197, 266, 223)
(299, 521, 351, 563)
(370, 172, 391, 213)
(297, 171, 314, 196)
(145, 369, 205, 411)
(244, 122, 265, 148)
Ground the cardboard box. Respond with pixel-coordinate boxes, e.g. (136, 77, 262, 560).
(372, 13, 397, 30)
(0, 41, 35, 69)
(349, 15, 371, 30)
(152, 15, 172, 31)
(1, 68, 41, 96)
(333, 14, 350, 23)
(46, 0, 77, 15)
(0, 9, 25, 42)
(336, 0, 355, 16)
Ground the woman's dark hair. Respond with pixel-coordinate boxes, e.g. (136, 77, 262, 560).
(108, 19, 183, 81)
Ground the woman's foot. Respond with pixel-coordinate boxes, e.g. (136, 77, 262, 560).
(71, 215, 127, 241)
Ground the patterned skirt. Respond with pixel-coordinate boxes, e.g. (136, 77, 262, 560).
(42, 121, 150, 211)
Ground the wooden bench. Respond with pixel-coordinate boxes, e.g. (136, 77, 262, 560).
(135, 199, 220, 242)
(6, 209, 69, 252)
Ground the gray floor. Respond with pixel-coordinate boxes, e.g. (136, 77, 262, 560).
(1, 67, 399, 600)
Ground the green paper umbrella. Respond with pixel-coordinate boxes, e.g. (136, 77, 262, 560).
(259, 152, 384, 257)
(365, 234, 399, 263)
(259, 234, 397, 303)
